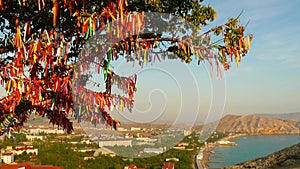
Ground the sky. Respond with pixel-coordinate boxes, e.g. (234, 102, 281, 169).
(1, 0, 300, 125)
(206, 0, 300, 115)
(113, 0, 300, 124)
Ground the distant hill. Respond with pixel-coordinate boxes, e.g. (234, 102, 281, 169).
(23, 113, 300, 135)
(215, 114, 300, 134)
(224, 142, 300, 169)
(255, 112, 300, 121)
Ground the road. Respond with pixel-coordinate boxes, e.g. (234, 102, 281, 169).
(195, 158, 203, 169)
(195, 151, 206, 169)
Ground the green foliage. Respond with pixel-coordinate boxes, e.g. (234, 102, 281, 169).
(28, 133, 206, 169)
(15, 151, 31, 163)
(34, 140, 83, 169)
(0, 0, 252, 135)
(206, 132, 229, 143)
(0, 0, 217, 56)
(0, 134, 27, 148)
(167, 45, 192, 63)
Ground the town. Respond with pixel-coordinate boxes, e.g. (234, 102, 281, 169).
(0, 121, 232, 169)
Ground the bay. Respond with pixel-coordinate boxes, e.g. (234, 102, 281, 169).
(208, 134, 300, 168)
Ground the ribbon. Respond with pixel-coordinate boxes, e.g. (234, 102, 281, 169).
(104, 49, 112, 80)
(14, 27, 23, 49)
(52, 0, 58, 27)
(0, 0, 3, 10)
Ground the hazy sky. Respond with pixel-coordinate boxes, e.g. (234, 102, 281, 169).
(207, 0, 300, 114)
(113, 0, 300, 124)
(1, 0, 300, 125)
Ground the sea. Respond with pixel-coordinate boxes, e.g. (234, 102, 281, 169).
(208, 134, 300, 168)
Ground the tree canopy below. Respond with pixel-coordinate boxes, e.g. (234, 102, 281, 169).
(0, 0, 253, 136)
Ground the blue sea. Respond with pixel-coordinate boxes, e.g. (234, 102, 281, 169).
(208, 134, 300, 168)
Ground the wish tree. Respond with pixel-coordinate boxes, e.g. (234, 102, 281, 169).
(0, 0, 253, 136)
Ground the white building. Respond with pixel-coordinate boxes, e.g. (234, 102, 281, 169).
(135, 137, 157, 142)
(135, 142, 155, 146)
(130, 127, 141, 131)
(173, 146, 185, 150)
(1, 153, 14, 164)
(217, 140, 237, 146)
(26, 135, 44, 141)
(98, 139, 132, 147)
(183, 130, 192, 136)
(29, 128, 65, 135)
(143, 147, 164, 154)
(80, 139, 93, 144)
(74, 148, 97, 153)
(117, 128, 128, 131)
(166, 158, 179, 162)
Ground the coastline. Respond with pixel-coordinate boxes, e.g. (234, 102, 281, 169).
(202, 133, 300, 169)
(202, 134, 247, 168)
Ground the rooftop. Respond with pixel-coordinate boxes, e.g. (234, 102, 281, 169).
(1, 162, 63, 169)
(1, 152, 13, 156)
(162, 162, 174, 169)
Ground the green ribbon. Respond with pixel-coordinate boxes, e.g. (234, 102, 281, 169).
(104, 49, 112, 79)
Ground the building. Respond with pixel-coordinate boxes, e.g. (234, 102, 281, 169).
(124, 164, 137, 169)
(25, 135, 44, 141)
(173, 146, 185, 150)
(143, 147, 164, 154)
(98, 139, 132, 147)
(12, 146, 38, 155)
(1, 153, 14, 164)
(135, 142, 155, 146)
(93, 147, 116, 157)
(73, 148, 97, 153)
(117, 128, 128, 131)
(32, 165, 64, 169)
(135, 137, 157, 142)
(161, 162, 174, 169)
(83, 156, 95, 160)
(130, 127, 141, 131)
(135, 137, 157, 146)
(28, 128, 65, 135)
(80, 139, 93, 144)
(1, 162, 31, 169)
(183, 130, 192, 136)
(124, 164, 145, 169)
(177, 142, 189, 147)
(1, 162, 63, 169)
(5, 146, 13, 152)
(165, 158, 179, 162)
(217, 140, 237, 146)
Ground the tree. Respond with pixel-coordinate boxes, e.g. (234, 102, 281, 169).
(0, 0, 253, 135)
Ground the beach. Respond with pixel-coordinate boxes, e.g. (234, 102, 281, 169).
(202, 134, 248, 168)
(202, 144, 215, 168)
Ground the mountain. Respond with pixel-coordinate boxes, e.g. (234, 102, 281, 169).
(224, 142, 300, 169)
(23, 113, 300, 135)
(215, 114, 300, 134)
(255, 112, 300, 121)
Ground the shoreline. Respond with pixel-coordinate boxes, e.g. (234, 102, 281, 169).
(202, 133, 300, 169)
(202, 134, 247, 168)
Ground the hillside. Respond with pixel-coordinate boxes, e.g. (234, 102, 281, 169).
(224, 142, 300, 169)
(23, 113, 300, 135)
(256, 112, 300, 121)
(215, 114, 300, 134)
